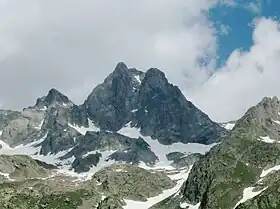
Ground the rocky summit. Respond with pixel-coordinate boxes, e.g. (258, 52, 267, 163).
(0, 62, 226, 173)
(152, 97, 280, 209)
(3, 62, 280, 208)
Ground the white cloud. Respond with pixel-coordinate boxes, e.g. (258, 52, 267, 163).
(190, 18, 280, 122)
(0, 0, 217, 109)
(245, 0, 262, 15)
(2, 0, 279, 125)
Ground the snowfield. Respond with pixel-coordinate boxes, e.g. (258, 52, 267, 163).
(0, 121, 217, 185)
(118, 122, 216, 167)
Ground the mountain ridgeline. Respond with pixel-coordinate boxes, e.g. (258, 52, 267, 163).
(152, 97, 280, 209)
(0, 62, 280, 208)
(84, 62, 227, 144)
(0, 62, 227, 172)
(0, 62, 230, 208)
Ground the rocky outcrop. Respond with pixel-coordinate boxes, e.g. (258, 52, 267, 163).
(93, 164, 175, 201)
(0, 62, 227, 174)
(63, 132, 158, 173)
(85, 62, 144, 131)
(167, 152, 202, 169)
(135, 68, 227, 145)
(0, 154, 50, 181)
(157, 97, 280, 209)
(84, 62, 227, 145)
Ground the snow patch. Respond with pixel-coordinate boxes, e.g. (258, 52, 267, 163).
(0, 134, 74, 171)
(68, 119, 100, 135)
(40, 106, 47, 111)
(224, 123, 235, 130)
(0, 172, 15, 181)
(123, 166, 193, 209)
(272, 120, 280, 125)
(118, 123, 215, 167)
(168, 168, 190, 180)
(134, 75, 141, 83)
(257, 136, 277, 144)
(180, 202, 200, 209)
(260, 165, 280, 178)
(34, 119, 44, 130)
(58, 150, 118, 181)
(234, 187, 267, 208)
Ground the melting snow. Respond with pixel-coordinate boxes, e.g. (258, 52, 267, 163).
(0, 172, 15, 181)
(118, 122, 216, 167)
(115, 169, 124, 172)
(272, 120, 280, 125)
(134, 75, 141, 83)
(34, 119, 44, 130)
(68, 119, 100, 135)
(234, 187, 267, 208)
(0, 134, 75, 173)
(53, 150, 118, 181)
(257, 136, 277, 144)
(223, 123, 235, 130)
(39, 106, 47, 111)
(123, 166, 193, 209)
(180, 202, 200, 209)
(260, 165, 280, 178)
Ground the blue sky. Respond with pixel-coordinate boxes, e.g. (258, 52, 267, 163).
(210, 0, 280, 67)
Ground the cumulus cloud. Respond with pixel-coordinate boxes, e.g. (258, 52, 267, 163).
(190, 18, 280, 122)
(2, 0, 280, 124)
(0, 0, 217, 110)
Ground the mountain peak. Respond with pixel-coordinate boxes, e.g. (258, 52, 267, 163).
(145, 68, 166, 79)
(34, 88, 73, 109)
(45, 88, 69, 103)
(254, 96, 280, 114)
(259, 96, 279, 106)
(141, 68, 169, 91)
(113, 62, 129, 75)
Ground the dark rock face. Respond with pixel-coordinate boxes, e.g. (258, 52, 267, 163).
(35, 88, 73, 109)
(62, 132, 158, 171)
(0, 62, 227, 173)
(108, 138, 158, 166)
(166, 152, 202, 169)
(166, 152, 185, 161)
(71, 152, 102, 173)
(85, 62, 144, 131)
(84, 62, 227, 145)
(39, 106, 81, 155)
(136, 68, 225, 144)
